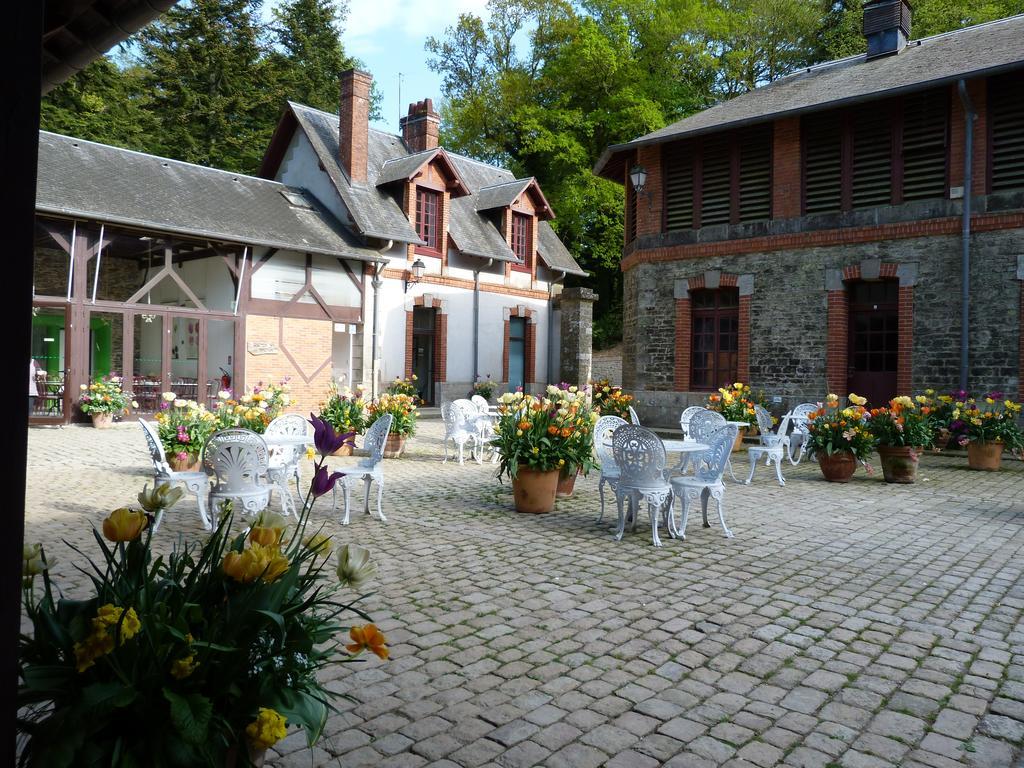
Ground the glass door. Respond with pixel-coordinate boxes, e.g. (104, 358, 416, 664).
(412, 307, 436, 405)
(30, 304, 69, 421)
(132, 312, 164, 414)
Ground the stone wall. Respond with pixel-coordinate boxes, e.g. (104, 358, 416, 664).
(624, 225, 1024, 427)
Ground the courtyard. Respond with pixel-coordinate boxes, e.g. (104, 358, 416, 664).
(25, 417, 1024, 768)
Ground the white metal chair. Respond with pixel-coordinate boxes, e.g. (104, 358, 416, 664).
(139, 420, 211, 531)
(786, 403, 819, 465)
(628, 405, 641, 425)
(611, 424, 675, 547)
(679, 406, 706, 438)
(470, 395, 499, 463)
(745, 406, 792, 487)
(594, 415, 627, 524)
(442, 400, 482, 465)
(670, 424, 738, 539)
(264, 414, 310, 516)
(204, 428, 271, 519)
(337, 413, 392, 525)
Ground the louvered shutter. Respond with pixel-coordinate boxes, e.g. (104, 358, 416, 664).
(700, 137, 731, 226)
(803, 112, 843, 214)
(738, 125, 772, 222)
(664, 147, 694, 231)
(991, 73, 1024, 192)
(901, 89, 948, 201)
(852, 106, 892, 208)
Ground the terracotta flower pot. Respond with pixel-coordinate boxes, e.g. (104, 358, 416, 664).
(556, 467, 580, 498)
(91, 412, 114, 429)
(877, 445, 919, 484)
(931, 428, 951, 452)
(512, 468, 560, 513)
(731, 427, 747, 453)
(169, 454, 202, 472)
(967, 441, 1003, 471)
(383, 434, 406, 458)
(332, 442, 354, 457)
(818, 451, 857, 482)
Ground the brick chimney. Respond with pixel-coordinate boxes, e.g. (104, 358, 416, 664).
(400, 99, 440, 153)
(339, 69, 373, 182)
(863, 0, 912, 59)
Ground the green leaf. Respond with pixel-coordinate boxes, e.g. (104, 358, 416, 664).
(254, 609, 286, 639)
(162, 689, 212, 746)
(269, 688, 328, 745)
(80, 681, 138, 710)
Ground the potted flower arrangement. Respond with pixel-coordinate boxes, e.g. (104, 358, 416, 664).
(18, 418, 389, 767)
(956, 394, 1024, 471)
(590, 378, 634, 420)
(804, 393, 875, 482)
(492, 391, 597, 513)
(917, 389, 957, 451)
(544, 385, 598, 497)
(156, 394, 218, 471)
(386, 375, 420, 404)
(213, 381, 291, 434)
(366, 393, 417, 458)
(78, 375, 137, 428)
(706, 382, 770, 451)
(867, 396, 934, 483)
(317, 383, 365, 456)
(472, 375, 496, 402)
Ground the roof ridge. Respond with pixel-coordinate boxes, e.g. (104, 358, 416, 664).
(40, 130, 293, 189)
(478, 177, 533, 190)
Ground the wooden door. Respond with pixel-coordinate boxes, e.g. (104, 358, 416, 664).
(411, 307, 436, 405)
(847, 280, 898, 407)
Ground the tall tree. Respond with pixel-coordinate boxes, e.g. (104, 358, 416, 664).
(136, 0, 275, 173)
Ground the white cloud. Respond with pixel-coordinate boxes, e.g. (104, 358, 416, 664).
(345, 0, 490, 56)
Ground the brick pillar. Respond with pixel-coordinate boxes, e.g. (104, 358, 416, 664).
(738, 295, 751, 384)
(526, 321, 537, 387)
(674, 296, 691, 392)
(404, 310, 414, 379)
(826, 290, 849, 396)
(399, 98, 440, 152)
(634, 144, 663, 237)
(435, 310, 447, 383)
(772, 117, 801, 219)
(558, 287, 598, 388)
(501, 320, 510, 382)
(897, 286, 914, 394)
(338, 69, 372, 182)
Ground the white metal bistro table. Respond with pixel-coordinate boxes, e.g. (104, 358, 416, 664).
(263, 433, 314, 448)
(662, 439, 710, 475)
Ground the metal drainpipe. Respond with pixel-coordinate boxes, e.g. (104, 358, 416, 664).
(957, 80, 974, 393)
(472, 258, 494, 383)
(548, 270, 567, 385)
(370, 241, 392, 399)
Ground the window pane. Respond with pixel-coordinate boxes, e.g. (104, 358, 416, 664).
(88, 312, 124, 380)
(207, 319, 235, 407)
(34, 219, 72, 298)
(31, 307, 67, 418)
(170, 317, 200, 401)
(133, 313, 163, 412)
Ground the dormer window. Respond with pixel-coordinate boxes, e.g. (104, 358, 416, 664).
(511, 212, 532, 272)
(415, 187, 442, 254)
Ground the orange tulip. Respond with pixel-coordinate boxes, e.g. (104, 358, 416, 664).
(347, 624, 389, 660)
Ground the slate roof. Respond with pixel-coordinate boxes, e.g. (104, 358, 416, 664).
(595, 14, 1024, 179)
(475, 179, 535, 212)
(36, 131, 384, 262)
(284, 103, 586, 276)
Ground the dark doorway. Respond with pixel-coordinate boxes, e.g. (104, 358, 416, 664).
(508, 317, 527, 392)
(412, 307, 436, 405)
(848, 280, 899, 407)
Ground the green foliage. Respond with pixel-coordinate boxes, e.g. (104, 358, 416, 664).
(317, 382, 366, 438)
(492, 389, 597, 479)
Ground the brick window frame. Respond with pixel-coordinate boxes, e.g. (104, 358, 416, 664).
(502, 305, 536, 389)
(510, 212, 533, 273)
(404, 294, 447, 386)
(673, 271, 751, 392)
(414, 186, 443, 256)
(825, 261, 914, 398)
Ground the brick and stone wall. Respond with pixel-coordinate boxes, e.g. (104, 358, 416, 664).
(245, 314, 334, 415)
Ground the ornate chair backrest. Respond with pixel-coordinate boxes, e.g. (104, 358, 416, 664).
(451, 399, 480, 436)
(679, 406, 705, 436)
(628, 405, 641, 425)
(140, 420, 171, 474)
(753, 405, 775, 439)
(441, 402, 456, 437)
(612, 424, 667, 489)
(754, 405, 792, 448)
(363, 414, 394, 465)
(471, 395, 490, 413)
(264, 413, 310, 465)
(688, 409, 726, 443)
(204, 429, 269, 493)
(789, 402, 819, 432)
(594, 415, 627, 473)
(694, 425, 738, 484)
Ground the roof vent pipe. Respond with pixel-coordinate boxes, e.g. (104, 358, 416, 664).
(863, 0, 912, 59)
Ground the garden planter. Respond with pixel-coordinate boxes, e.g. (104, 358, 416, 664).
(332, 442, 355, 457)
(877, 445, 919, 484)
(512, 468, 559, 513)
(383, 434, 406, 458)
(556, 467, 580, 498)
(931, 428, 951, 452)
(731, 427, 747, 453)
(967, 441, 1003, 471)
(817, 451, 857, 482)
(169, 454, 202, 472)
(91, 412, 114, 429)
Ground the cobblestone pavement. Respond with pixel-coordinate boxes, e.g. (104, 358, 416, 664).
(25, 419, 1024, 768)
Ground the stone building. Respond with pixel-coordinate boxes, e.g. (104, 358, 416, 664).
(595, 2, 1024, 426)
(31, 71, 586, 424)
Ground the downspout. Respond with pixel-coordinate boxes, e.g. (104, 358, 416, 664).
(370, 241, 392, 399)
(548, 270, 567, 385)
(957, 80, 974, 392)
(472, 258, 494, 383)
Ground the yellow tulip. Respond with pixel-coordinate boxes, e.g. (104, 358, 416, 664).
(102, 508, 148, 542)
(222, 544, 290, 584)
(246, 708, 288, 750)
(247, 510, 288, 547)
(170, 654, 199, 680)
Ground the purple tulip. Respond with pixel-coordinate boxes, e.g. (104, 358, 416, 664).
(310, 465, 345, 498)
(310, 414, 348, 456)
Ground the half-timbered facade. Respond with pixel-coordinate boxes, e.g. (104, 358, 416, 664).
(596, 3, 1024, 424)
